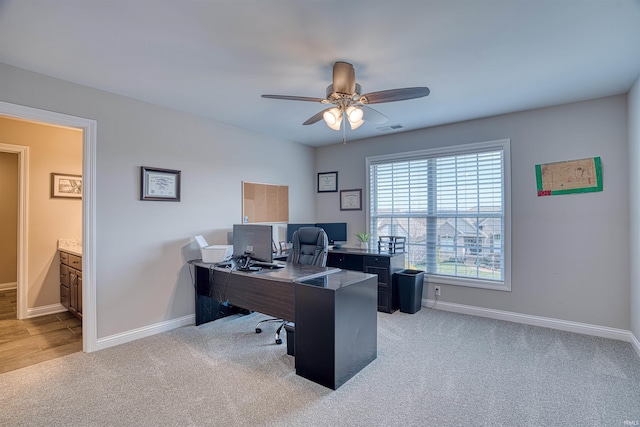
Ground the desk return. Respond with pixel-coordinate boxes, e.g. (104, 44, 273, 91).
(192, 262, 377, 390)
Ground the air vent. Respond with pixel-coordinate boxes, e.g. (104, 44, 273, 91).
(376, 124, 404, 132)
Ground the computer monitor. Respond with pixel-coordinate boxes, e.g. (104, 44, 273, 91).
(315, 222, 347, 245)
(232, 224, 273, 263)
(286, 223, 315, 243)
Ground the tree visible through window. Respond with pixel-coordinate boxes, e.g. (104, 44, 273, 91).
(367, 140, 510, 290)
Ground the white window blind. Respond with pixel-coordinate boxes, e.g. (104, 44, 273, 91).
(367, 139, 510, 291)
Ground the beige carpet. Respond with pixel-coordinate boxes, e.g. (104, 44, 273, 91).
(1, 308, 639, 426)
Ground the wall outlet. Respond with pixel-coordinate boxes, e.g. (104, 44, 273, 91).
(434, 286, 441, 296)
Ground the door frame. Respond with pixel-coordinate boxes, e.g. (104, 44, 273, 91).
(0, 101, 98, 353)
(0, 143, 28, 318)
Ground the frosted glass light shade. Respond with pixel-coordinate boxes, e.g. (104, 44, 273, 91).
(347, 106, 364, 123)
(323, 108, 341, 125)
(349, 119, 364, 130)
(323, 107, 342, 131)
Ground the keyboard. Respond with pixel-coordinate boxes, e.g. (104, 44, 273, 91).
(251, 261, 285, 269)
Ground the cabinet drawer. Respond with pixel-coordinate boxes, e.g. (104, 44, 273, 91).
(363, 255, 390, 268)
(378, 289, 389, 312)
(327, 253, 364, 271)
(68, 254, 82, 269)
(60, 265, 70, 287)
(364, 265, 390, 287)
(60, 251, 69, 265)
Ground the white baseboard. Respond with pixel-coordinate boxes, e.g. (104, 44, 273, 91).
(631, 332, 640, 359)
(27, 303, 68, 318)
(91, 303, 640, 361)
(95, 314, 195, 351)
(0, 282, 17, 291)
(424, 298, 632, 342)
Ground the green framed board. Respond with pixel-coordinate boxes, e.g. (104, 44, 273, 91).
(535, 157, 602, 196)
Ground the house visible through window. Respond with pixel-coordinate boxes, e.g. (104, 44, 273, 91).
(367, 139, 511, 291)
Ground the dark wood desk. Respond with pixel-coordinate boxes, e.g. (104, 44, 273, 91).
(191, 261, 378, 389)
(327, 248, 405, 313)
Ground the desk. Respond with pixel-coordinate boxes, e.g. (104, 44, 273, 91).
(327, 248, 405, 313)
(192, 261, 377, 389)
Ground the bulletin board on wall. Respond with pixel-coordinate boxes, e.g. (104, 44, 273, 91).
(242, 181, 289, 223)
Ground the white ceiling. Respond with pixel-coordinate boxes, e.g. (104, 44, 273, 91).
(1, 0, 640, 147)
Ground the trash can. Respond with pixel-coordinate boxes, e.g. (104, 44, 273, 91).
(395, 269, 425, 314)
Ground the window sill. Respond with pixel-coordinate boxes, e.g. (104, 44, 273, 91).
(425, 273, 511, 291)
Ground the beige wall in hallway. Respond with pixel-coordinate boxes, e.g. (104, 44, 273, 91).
(0, 152, 18, 285)
(0, 116, 82, 308)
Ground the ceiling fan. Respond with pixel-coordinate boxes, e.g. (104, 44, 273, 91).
(262, 61, 430, 141)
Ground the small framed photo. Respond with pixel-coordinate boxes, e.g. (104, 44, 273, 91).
(340, 189, 362, 211)
(317, 171, 338, 193)
(51, 173, 82, 199)
(140, 166, 181, 201)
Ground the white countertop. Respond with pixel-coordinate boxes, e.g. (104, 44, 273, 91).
(58, 239, 82, 256)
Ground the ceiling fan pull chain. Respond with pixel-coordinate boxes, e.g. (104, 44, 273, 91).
(342, 114, 347, 144)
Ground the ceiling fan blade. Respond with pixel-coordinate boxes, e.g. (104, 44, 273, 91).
(262, 94, 325, 103)
(361, 106, 388, 124)
(303, 108, 331, 125)
(332, 62, 356, 94)
(361, 87, 430, 104)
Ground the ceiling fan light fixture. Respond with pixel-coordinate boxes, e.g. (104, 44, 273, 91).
(326, 119, 342, 131)
(323, 107, 342, 130)
(349, 119, 364, 130)
(346, 106, 364, 123)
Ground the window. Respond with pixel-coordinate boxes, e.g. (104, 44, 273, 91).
(367, 139, 511, 291)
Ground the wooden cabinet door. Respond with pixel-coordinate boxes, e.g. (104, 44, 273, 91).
(60, 284, 70, 309)
(76, 273, 82, 317)
(69, 271, 78, 316)
(60, 265, 70, 287)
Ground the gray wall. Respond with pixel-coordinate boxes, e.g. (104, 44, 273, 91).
(0, 62, 315, 338)
(630, 76, 640, 341)
(316, 95, 629, 330)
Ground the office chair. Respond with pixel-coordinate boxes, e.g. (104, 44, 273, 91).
(255, 227, 329, 345)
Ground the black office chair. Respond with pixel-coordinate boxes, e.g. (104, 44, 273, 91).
(255, 227, 329, 345)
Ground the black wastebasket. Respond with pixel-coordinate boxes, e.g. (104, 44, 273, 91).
(395, 269, 425, 314)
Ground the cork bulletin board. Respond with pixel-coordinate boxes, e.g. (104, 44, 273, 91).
(242, 181, 289, 223)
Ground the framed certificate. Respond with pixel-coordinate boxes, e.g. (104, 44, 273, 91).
(140, 166, 181, 201)
(340, 189, 362, 210)
(317, 171, 338, 193)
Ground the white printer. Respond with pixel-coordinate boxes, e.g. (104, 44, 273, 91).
(194, 235, 233, 264)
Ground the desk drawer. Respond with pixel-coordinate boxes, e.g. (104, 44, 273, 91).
(363, 255, 390, 268)
(327, 253, 363, 271)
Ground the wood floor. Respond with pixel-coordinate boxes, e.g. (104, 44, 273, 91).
(0, 288, 82, 374)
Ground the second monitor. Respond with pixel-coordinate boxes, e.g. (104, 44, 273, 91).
(287, 222, 347, 245)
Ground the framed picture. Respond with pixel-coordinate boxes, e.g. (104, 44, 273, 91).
(51, 173, 82, 199)
(317, 171, 338, 193)
(535, 156, 603, 197)
(340, 189, 362, 211)
(140, 166, 181, 201)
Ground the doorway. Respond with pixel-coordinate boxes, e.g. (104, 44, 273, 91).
(0, 101, 97, 354)
(0, 128, 84, 373)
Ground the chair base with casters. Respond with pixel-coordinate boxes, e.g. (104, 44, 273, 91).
(255, 318, 289, 345)
(255, 227, 327, 346)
